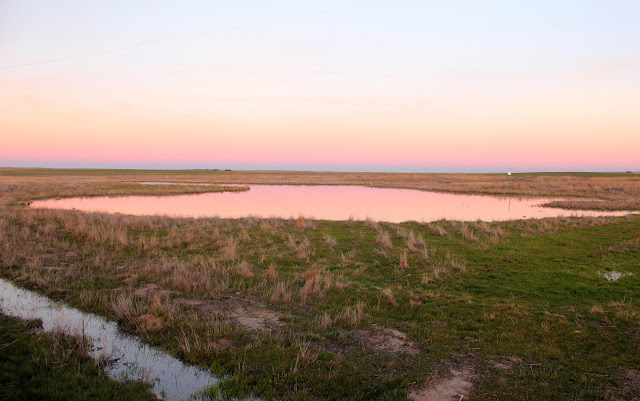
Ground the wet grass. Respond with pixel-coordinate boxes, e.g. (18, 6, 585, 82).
(0, 172, 639, 400)
(0, 314, 156, 401)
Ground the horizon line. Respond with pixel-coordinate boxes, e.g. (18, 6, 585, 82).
(1, 166, 638, 175)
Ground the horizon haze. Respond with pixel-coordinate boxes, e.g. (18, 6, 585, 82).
(1, 1, 639, 172)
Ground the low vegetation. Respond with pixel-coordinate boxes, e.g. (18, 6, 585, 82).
(0, 169, 639, 400)
(0, 314, 156, 401)
(3, 168, 639, 211)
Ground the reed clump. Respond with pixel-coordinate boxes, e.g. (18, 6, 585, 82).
(376, 230, 393, 249)
(380, 288, 398, 307)
(336, 302, 367, 326)
(300, 264, 332, 299)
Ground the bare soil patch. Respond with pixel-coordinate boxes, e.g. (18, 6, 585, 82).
(359, 324, 421, 355)
(176, 296, 284, 333)
(229, 306, 283, 332)
(128, 284, 284, 333)
(604, 369, 640, 400)
(409, 367, 474, 401)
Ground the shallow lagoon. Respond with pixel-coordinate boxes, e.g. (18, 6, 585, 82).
(31, 185, 631, 223)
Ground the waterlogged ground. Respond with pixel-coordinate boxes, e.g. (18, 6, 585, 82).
(30, 185, 632, 222)
(0, 314, 157, 401)
(2, 173, 640, 400)
(0, 278, 219, 401)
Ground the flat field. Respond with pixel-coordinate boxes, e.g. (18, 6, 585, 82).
(0, 168, 639, 400)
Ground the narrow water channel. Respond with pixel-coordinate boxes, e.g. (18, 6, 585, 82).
(0, 278, 219, 401)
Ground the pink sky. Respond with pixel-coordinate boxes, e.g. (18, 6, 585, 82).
(2, 84, 637, 171)
(1, 1, 639, 172)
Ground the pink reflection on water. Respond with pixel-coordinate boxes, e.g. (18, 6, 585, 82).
(31, 185, 631, 223)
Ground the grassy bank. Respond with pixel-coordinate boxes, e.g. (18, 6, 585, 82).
(0, 171, 639, 400)
(0, 313, 156, 401)
(2, 167, 640, 211)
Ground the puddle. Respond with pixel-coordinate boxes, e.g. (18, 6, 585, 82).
(0, 278, 218, 401)
(30, 185, 632, 223)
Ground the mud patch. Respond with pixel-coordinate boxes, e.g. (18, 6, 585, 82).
(230, 306, 282, 332)
(177, 296, 283, 333)
(409, 367, 474, 401)
(604, 369, 640, 400)
(127, 283, 284, 333)
(359, 324, 421, 355)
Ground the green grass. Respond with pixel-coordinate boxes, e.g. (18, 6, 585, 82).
(3, 212, 639, 400)
(0, 314, 156, 401)
(1, 174, 639, 400)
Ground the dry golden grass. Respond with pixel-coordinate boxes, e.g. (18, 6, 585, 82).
(297, 214, 306, 230)
(458, 222, 478, 242)
(336, 302, 367, 326)
(426, 222, 450, 237)
(270, 281, 293, 303)
(3, 168, 639, 211)
(380, 288, 398, 307)
(376, 230, 393, 249)
(235, 261, 255, 278)
(398, 250, 410, 270)
(317, 312, 333, 329)
(265, 262, 278, 280)
(323, 233, 337, 249)
(1, 169, 638, 400)
(405, 230, 419, 250)
(300, 264, 332, 300)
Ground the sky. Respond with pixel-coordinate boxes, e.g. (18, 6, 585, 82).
(1, 1, 639, 172)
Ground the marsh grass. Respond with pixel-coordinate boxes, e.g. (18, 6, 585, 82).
(376, 230, 393, 249)
(398, 250, 409, 270)
(0, 314, 156, 401)
(380, 288, 398, 307)
(0, 172, 639, 400)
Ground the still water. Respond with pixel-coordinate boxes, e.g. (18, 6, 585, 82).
(31, 185, 630, 223)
